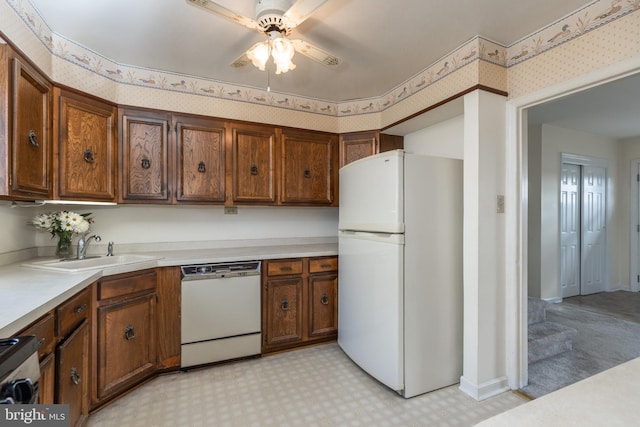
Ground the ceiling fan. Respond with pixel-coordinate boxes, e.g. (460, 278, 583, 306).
(187, 0, 342, 74)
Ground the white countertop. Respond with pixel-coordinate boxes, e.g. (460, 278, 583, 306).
(0, 240, 337, 338)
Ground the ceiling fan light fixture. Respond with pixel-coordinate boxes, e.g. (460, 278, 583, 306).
(246, 41, 270, 70)
(270, 36, 296, 74)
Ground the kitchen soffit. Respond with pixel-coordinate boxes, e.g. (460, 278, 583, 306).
(26, 0, 592, 103)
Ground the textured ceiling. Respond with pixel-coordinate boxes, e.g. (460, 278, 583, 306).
(28, 0, 592, 102)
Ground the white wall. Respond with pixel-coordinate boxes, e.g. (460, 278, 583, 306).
(31, 205, 339, 253)
(536, 124, 619, 300)
(403, 115, 464, 159)
(0, 203, 37, 253)
(617, 137, 640, 290)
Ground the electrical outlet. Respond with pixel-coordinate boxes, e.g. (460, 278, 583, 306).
(224, 206, 238, 215)
(496, 195, 505, 214)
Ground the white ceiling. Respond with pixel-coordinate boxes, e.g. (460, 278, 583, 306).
(28, 0, 591, 102)
(528, 73, 640, 140)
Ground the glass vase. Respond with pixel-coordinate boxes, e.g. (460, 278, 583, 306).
(56, 234, 73, 259)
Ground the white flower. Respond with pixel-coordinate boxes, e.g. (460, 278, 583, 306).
(32, 213, 53, 230)
(75, 219, 90, 234)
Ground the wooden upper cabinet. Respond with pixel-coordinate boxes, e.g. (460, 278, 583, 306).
(0, 48, 52, 199)
(231, 123, 277, 204)
(175, 116, 225, 203)
(339, 131, 404, 167)
(55, 89, 117, 201)
(119, 108, 171, 203)
(280, 130, 336, 205)
(339, 131, 378, 168)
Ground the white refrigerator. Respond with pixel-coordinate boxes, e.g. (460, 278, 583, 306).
(338, 149, 463, 398)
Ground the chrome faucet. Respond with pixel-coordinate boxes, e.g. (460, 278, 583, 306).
(77, 234, 101, 260)
(107, 241, 114, 257)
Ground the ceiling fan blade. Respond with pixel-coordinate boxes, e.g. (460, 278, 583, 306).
(291, 39, 342, 68)
(187, 0, 261, 31)
(282, 0, 328, 28)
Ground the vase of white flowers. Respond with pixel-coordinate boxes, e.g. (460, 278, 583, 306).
(32, 211, 94, 258)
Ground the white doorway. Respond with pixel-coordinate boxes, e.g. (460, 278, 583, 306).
(560, 155, 608, 298)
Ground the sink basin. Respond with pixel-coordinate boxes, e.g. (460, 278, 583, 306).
(23, 254, 161, 273)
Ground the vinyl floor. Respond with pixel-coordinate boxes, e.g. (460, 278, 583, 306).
(87, 343, 526, 427)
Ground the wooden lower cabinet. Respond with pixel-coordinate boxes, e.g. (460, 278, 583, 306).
(57, 319, 89, 427)
(263, 277, 304, 348)
(38, 352, 55, 405)
(308, 273, 338, 338)
(262, 257, 338, 353)
(93, 270, 158, 406)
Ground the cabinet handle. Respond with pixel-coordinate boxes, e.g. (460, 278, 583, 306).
(124, 325, 136, 341)
(141, 156, 151, 169)
(251, 164, 258, 175)
(83, 148, 95, 163)
(70, 367, 81, 385)
(280, 266, 292, 272)
(74, 303, 87, 314)
(198, 161, 206, 173)
(28, 130, 39, 148)
(281, 298, 289, 311)
(37, 338, 45, 348)
(320, 263, 331, 269)
(303, 168, 311, 178)
(321, 293, 329, 305)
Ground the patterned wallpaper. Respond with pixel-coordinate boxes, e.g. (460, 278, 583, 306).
(1, 0, 639, 132)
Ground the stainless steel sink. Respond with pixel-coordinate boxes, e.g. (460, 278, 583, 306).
(22, 254, 161, 273)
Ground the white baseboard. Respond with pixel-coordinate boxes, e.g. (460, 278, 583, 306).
(543, 296, 562, 304)
(459, 375, 510, 401)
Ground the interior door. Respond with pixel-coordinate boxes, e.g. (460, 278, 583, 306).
(581, 165, 607, 295)
(560, 164, 580, 298)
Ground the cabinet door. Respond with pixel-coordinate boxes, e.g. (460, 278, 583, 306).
(119, 109, 171, 202)
(280, 130, 335, 205)
(263, 277, 303, 349)
(10, 56, 51, 197)
(57, 319, 89, 427)
(38, 352, 55, 405)
(308, 273, 338, 338)
(175, 116, 225, 203)
(57, 90, 117, 201)
(232, 124, 277, 204)
(339, 131, 378, 167)
(97, 293, 157, 400)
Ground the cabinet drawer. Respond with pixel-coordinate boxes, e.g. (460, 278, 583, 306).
(99, 270, 157, 301)
(266, 259, 303, 276)
(309, 257, 338, 273)
(56, 287, 91, 338)
(20, 311, 55, 360)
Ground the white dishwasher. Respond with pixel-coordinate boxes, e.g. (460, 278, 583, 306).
(180, 261, 261, 368)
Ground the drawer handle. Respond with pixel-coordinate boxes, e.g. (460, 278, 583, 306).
(74, 304, 87, 314)
(303, 168, 311, 178)
(320, 264, 331, 268)
(37, 338, 46, 348)
(281, 298, 289, 311)
(28, 130, 40, 148)
(198, 161, 206, 173)
(321, 293, 329, 305)
(251, 164, 258, 175)
(83, 148, 95, 163)
(141, 156, 151, 169)
(70, 367, 81, 385)
(124, 325, 136, 341)
(280, 266, 292, 272)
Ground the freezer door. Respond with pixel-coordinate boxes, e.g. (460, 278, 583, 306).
(339, 150, 403, 233)
(337, 230, 404, 392)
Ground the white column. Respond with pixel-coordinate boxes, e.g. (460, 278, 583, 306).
(459, 90, 508, 400)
